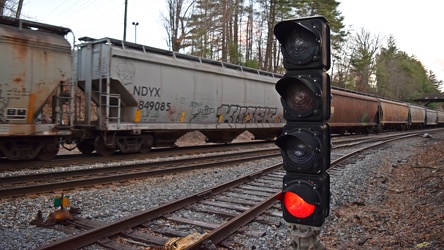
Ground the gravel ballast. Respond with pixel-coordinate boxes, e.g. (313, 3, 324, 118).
(1, 131, 443, 249)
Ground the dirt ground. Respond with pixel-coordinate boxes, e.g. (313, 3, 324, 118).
(322, 136, 444, 249)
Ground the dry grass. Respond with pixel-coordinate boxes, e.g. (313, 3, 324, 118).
(323, 139, 444, 249)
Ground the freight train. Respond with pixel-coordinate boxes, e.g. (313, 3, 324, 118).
(0, 17, 443, 161)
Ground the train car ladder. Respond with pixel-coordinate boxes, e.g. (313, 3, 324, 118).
(97, 41, 121, 129)
(53, 79, 75, 129)
(99, 92, 121, 127)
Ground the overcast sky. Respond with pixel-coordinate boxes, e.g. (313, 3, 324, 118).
(19, 0, 444, 84)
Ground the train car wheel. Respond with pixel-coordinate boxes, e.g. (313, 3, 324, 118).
(95, 137, 115, 156)
(77, 140, 95, 155)
(139, 145, 152, 154)
(37, 143, 60, 161)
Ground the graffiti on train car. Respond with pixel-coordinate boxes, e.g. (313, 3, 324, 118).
(131, 86, 279, 124)
(361, 113, 369, 122)
(190, 102, 215, 122)
(217, 104, 278, 123)
(116, 61, 135, 86)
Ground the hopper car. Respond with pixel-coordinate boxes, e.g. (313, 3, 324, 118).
(0, 17, 73, 160)
(409, 105, 427, 129)
(329, 89, 379, 134)
(1, 17, 443, 161)
(73, 36, 283, 156)
(426, 109, 438, 127)
(378, 99, 410, 131)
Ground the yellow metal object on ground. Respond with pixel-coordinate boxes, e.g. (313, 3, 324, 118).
(62, 197, 70, 207)
(164, 232, 208, 250)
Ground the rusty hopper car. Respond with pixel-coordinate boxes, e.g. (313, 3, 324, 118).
(74, 38, 284, 156)
(329, 88, 379, 134)
(0, 17, 73, 160)
(378, 99, 409, 130)
(408, 104, 426, 129)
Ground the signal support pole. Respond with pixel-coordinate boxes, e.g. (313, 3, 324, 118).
(288, 224, 324, 250)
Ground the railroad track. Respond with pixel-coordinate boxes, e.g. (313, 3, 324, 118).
(32, 130, 429, 249)
(0, 141, 273, 171)
(0, 130, 433, 198)
(0, 148, 280, 198)
(34, 163, 284, 250)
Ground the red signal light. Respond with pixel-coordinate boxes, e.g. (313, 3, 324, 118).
(282, 191, 315, 218)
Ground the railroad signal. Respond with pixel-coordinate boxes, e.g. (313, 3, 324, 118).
(274, 16, 331, 228)
(274, 16, 330, 70)
(275, 71, 331, 121)
(275, 123, 330, 174)
(277, 173, 329, 226)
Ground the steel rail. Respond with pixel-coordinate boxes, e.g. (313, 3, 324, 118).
(34, 164, 282, 250)
(329, 133, 422, 168)
(187, 192, 280, 249)
(0, 150, 280, 198)
(34, 130, 430, 249)
(0, 148, 280, 185)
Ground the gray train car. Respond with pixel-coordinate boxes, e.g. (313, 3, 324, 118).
(378, 99, 409, 130)
(437, 110, 444, 126)
(0, 17, 73, 160)
(425, 109, 438, 127)
(329, 88, 379, 134)
(408, 104, 426, 129)
(74, 38, 284, 155)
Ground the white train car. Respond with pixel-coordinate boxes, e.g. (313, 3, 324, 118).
(74, 38, 284, 155)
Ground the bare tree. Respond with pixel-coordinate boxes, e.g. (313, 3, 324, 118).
(163, 0, 195, 52)
(349, 28, 381, 92)
(1, 0, 17, 17)
(262, 0, 276, 71)
(0, 0, 5, 16)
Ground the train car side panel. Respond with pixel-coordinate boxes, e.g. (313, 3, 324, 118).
(0, 18, 72, 160)
(437, 110, 444, 126)
(426, 109, 438, 126)
(329, 89, 379, 134)
(0, 20, 71, 131)
(378, 99, 409, 130)
(408, 105, 426, 129)
(75, 38, 283, 151)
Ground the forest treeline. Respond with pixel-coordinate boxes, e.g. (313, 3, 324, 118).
(162, 0, 442, 107)
(2, 0, 443, 107)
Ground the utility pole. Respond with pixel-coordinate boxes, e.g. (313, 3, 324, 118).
(16, 0, 23, 18)
(123, 0, 128, 41)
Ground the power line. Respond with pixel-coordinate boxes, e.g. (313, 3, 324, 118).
(51, 0, 93, 20)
